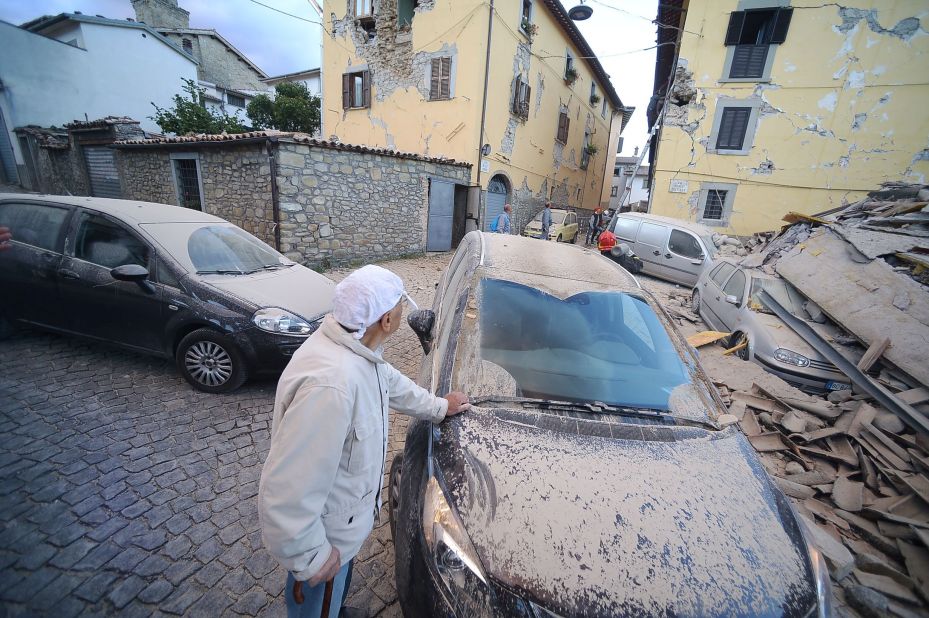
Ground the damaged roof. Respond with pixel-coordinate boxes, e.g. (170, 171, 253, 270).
(111, 131, 472, 167)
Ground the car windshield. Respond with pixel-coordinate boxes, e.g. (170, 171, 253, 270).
(531, 210, 566, 225)
(140, 222, 291, 274)
(465, 278, 691, 411)
(748, 276, 807, 316)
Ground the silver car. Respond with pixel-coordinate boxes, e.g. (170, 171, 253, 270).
(693, 260, 851, 393)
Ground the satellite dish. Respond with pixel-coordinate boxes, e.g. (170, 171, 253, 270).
(568, 1, 593, 20)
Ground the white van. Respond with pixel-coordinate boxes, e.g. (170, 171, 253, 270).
(608, 213, 719, 286)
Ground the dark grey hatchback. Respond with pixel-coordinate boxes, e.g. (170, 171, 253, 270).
(0, 194, 334, 392)
(391, 232, 831, 617)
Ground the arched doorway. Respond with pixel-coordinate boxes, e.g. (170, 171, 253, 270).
(485, 174, 509, 231)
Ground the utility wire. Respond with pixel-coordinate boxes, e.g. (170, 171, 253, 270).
(588, 0, 703, 37)
(246, 0, 321, 25)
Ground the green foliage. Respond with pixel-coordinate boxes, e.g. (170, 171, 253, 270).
(246, 82, 320, 134)
(151, 79, 245, 135)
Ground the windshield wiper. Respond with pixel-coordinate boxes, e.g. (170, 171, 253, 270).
(471, 396, 719, 430)
(196, 269, 246, 275)
(243, 264, 294, 274)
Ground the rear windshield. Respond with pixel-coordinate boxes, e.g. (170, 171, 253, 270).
(472, 278, 691, 410)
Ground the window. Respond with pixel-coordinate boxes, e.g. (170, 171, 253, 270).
(580, 130, 591, 169)
(613, 166, 621, 177)
(342, 70, 371, 109)
(723, 269, 747, 302)
(73, 214, 149, 269)
(0, 202, 69, 251)
(703, 189, 727, 220)
(640, 177, 649, 189)
(155, 257, 181, 288)
(564, 51, 575, 82)
(182, 38, 192, 53)
(610, 186, 618, 197)
(715, 107, 751, 150)
(601, 99, 608, 119)
(520, 0, 532, 30)
(614, 217, 639, 241)
(226, 93, 245, 108)
(171, 154, 203, 211)
(723, 7, 792, 80)
(511, 77, 530, 119)
(710, 263, 736, 287)
(668, 229, 703, 260)
(556, 111, 570, 143)
(430, 57, 452, 101)
(353, 0, 373, 17)
(398, 0, 417, 26)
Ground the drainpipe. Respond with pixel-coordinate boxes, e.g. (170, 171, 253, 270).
(475, 0, 494, 192)
(597, 109, 616, 211)
(266, 138, 282, 252)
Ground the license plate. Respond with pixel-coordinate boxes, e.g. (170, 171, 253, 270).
(826, 381, 851, 391)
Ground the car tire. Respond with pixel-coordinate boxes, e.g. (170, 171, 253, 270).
(691, 290, 701, 314)
(729, 332, 751, 360)
(388, 453, 403, 541)
(556, 235, 562, 243)
(176, 328, 248, 393)
(572, 232, 578, 244)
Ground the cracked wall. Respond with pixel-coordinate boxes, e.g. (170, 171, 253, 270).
(650, 0, 929, 235)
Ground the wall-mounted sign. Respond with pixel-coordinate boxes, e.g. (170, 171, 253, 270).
(480, 159, 490, 173)
(669, 179, 689, 193)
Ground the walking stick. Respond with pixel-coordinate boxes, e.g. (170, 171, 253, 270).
(292, 577, 336, 618)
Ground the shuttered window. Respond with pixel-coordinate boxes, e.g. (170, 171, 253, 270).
(703, 189, 728, 220)
(724, 8, 792, 79)
(342, 70, 371, 109)
(511, 78, 530, 119)
(715, 107, 751, 150)
(429, 58, 452, 101)
(556, 111, 570, 143)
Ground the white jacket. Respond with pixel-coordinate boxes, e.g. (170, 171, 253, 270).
(258, 315, 448, 581)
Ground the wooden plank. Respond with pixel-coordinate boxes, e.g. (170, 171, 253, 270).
(723, 340, 747, 356)
(775, 227, 929, 387)
(686, 330, 730, 348)
(857, 337, 891, 372)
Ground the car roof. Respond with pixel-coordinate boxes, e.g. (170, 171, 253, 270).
(0, 194, 227, 225)
(615, 212, 716, 238)
(478, 232, 641, 293)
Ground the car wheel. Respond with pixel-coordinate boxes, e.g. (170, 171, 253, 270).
(691, 290, 701, 313)
(388, 453, 403, 541)
(729, 332, 751, 361)
(556, 235, 562, 243)
(176, 328, 248, 393)
(572, 232, 578, 244)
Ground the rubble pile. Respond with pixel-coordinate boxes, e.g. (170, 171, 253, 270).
(711, 182, 929, 615)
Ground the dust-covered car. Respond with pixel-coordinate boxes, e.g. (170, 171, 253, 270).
(522, 208, 579, 242)
(390, 232, 831, 617)
(693, 259, 851, 394)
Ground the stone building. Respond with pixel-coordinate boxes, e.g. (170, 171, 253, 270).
(131, 0, 269, 93)
(113, 132, 471, 267)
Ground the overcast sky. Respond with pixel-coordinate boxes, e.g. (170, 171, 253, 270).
(0, 0, 657, 152)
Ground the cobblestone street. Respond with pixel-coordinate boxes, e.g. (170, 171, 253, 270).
(0, 249, 687, 617)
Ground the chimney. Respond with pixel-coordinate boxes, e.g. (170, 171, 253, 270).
(131, 0, 190, 29)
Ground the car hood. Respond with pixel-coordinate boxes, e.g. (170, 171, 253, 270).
(751, 312, 827, 361)
(435, 408, 816, 617)
(204, 265, 335, 320)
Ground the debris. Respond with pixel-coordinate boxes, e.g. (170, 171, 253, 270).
(875, 411, 907, 435)
(898, 388, 929, 406)
(829, 389, 855, 403)
(842, 581, 892, 618)
(749, 432, 788, 452)
(854, 571, 921, 605)
(858, 338, 893, 373)
(722, 340, 748, 355)
(834, 476, 865, 512)
(685, 330, 730, 348)
(785, 461, 805, 475)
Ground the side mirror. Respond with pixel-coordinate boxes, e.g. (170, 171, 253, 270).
(725, 294, 739, 305)
(407, 309, 436, 355)
(111, 264, 155, 294)
(690, 254, 705, 265)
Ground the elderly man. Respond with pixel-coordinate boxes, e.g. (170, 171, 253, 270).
(493, 204, 512, 234)
(540, 202, 553, 240)
(259, 265, 470, 618)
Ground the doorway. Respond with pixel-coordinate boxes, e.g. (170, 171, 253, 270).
(484, 174, 509, 232)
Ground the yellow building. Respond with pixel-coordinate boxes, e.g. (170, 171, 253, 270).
(321, 0, 632, 241)
(647, 0, 929, 236)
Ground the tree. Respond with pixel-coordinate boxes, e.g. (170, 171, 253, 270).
(247, 82, 320, 134)
(151, 79, 245, 135)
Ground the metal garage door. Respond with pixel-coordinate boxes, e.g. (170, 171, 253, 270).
(0, 109, 17, 184)
(426, 179, 455, 252)
(484, 184, 507, 231)
(83, 147, 122, 198)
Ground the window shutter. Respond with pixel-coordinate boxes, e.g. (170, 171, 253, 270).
(440, 57, 451, 98)
(362, 71, 371, 108)
(556, 112, 566, 142)
(716, 107, 751, 150)
(729, 45, 769, 79)
(724, 11, 745, 45)
(430, 58, 440, 100)
(565, 116, 570, 141)
(525, 84, 531, 116)
(342, 73, 351, 109)
(770, 8, 793, 44)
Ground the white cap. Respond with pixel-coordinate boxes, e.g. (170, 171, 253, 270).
(332, 265, 416, 339)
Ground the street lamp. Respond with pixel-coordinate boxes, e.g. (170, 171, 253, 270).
(568, 0, 592, 20)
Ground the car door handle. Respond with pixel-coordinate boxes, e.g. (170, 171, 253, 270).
(652, 250, 660, 256)
(58, 269, 80, 280)
(664, 253, 673, 259)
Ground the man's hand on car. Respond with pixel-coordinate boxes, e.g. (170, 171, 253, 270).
(444, 391, 471, 416)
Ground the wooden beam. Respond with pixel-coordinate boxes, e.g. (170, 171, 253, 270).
(857, 337, 892, 372)
(723, 341, 748, 356)
(686, 331, 730, 348)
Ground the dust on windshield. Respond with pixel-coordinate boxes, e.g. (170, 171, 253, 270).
(464, 278, 691, 411)
(531, 211, 566, 225)
(141, 223, 290, 274)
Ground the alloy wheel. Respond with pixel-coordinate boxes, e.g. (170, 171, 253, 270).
(184, 341, 234, 387)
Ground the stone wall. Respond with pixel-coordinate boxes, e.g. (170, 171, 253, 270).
(116, 143, 276, 248)
(275, 141, 471, 268)
(160, 33, 268, 91)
